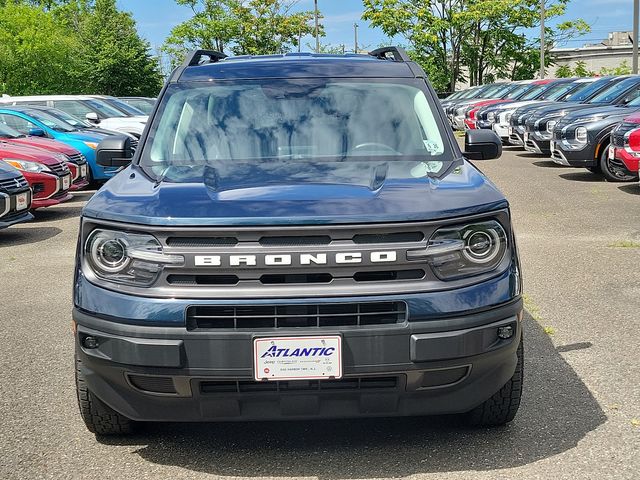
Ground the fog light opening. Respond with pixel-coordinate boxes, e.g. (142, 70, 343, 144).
(497, 325, 514, 340)
(83, 336, 99, 349)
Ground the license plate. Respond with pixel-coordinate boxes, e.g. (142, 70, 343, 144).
(254, 335, 342, 381)
(608, 145, 615, 160)
(550, 140, 555, 152)
(15, 192, 28, 211)
(62, 175, 71, 190)
(80, 165, 87, 177)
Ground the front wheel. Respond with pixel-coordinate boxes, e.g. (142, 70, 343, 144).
(75, 354, 134, 435)
(599, 145, 636, 182)
(466, 340, 523, 426)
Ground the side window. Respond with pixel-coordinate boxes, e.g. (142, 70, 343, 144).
(622, 87, 640, 105)
(53, 100, 93, 118)
(0, 114, 38, 134)
(14, 100, 47, 107)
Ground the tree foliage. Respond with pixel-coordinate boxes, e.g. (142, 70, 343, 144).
(362, 0, 589, 92)
(163, 0, 321, 65)
(0, 0, 163, 96)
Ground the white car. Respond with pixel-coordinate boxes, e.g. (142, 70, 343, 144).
(0, 94, 147, 138)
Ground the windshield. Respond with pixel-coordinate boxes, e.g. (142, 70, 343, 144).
(44, 108, 92, 128)
(505, 84, 532, 99)
(459, 87, 481, 99)
(124, 98, 155, 114)
(540, 82, 578, 101)
(518, 84, 548, 101)
(0, 122, 23, 138)
(103, 97, 146, 116)
(477, 84, 504, 98)
(563, 80, 603, 102)
(24, 109, 77, 132)
(84, 99, 127, 118)
(141, 79, 450, 183)
(588, 79, 638, 104)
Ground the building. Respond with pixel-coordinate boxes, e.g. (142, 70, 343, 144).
(551, 31, 634, 75)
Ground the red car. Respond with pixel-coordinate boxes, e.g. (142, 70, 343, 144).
(0, 123, 89, 190)
(0, 142, 73, 209)
(609, 113, 640, 181)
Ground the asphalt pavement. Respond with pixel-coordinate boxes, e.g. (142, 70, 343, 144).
(0, 148, 638, 479)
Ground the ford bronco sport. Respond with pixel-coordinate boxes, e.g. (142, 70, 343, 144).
(73, 47, 523, 435)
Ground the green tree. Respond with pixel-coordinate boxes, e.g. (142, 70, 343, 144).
(362, 0, 589, 92)
(600, 60, 632, 76)
(572, 60, 590, 77)
(0, 2, 82, 95)
(58, 0, 163, 96)
(163, 0, 320, 64)
(555, 64, 573, 78)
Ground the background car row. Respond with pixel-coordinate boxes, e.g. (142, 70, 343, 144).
(442, 76, 640, 184)
(0, 95, 155, 230)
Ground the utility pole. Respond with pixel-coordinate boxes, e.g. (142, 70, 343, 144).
(314, 0, 320, 53)
(539, 0, 545, 78)
(354, 23, 359, 54)
(298, 28, 302, 53)
(634, 0, 639, 73)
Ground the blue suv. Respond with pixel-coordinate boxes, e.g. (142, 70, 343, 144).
(73, 47, 523, 435)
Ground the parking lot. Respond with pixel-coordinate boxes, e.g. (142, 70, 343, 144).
(0, 146, 638, 480)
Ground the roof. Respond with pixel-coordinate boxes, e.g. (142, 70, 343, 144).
(174, 49, 419, 82)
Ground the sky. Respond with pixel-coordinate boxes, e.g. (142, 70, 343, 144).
(117, 0, 636, 53)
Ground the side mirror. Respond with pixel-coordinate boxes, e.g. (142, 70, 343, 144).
(28, 128, 45, 137)
(96, 135, 133, 167)
(85, 112, 100, 123)
(464, 129, 502, 160)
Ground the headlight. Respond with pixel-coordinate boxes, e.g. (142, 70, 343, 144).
(2, 158, 52, 173)
(85, 229, 184, 286)
(546, 120, 557, 132)
(505, 112, 512, 122)
(575, 127, 588, 143)
(83, 142, 99, 150)
(408, 220, 508, 280)
(487, 112, 495, 122)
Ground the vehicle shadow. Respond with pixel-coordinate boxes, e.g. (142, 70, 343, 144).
(532, 160, 566, 168)
(558, 172, 604, 182)
(0, 226, 62, 246)
(516, 152, 544, 159)
(31, 204, 84, 222)
(618, 184, 639, 195)
(98, 313, 606, 478)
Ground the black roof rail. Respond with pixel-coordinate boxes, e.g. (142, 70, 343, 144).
(183, 49, 227, 67)
(368, 46, 411, 62)
(169, 49, 228, 83)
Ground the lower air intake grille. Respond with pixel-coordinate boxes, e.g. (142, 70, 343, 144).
(128, 375, 177, 394)
(200, 376, 400, 394)
(187, 301, 407, 330)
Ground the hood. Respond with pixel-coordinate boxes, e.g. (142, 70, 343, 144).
(63, 130, 111, 142)
(83, 162, 508, 226)
(0, 160, 23, 179)
(530, 102, 593, 119)
(623, 111, 640, 123)
(0, 142, 63, 165)
(4, 136, 79, 156)
(562, 104, 635, 123)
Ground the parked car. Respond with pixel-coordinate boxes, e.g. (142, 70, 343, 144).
(0, 163, 32, 228)
(476, 79, 577, 141)
(0, 95, 147, 138)
(607, 113, 640, 181)
(0, 122, 89, 191)
(550, 82, 640, 181)
(446, 83, 512, 128)
(87, 95, 147, 118)
(119, 97, 156, 115)
(0, 142, 72, 208)
(509, 76, 624, 149)
(73, 47, 523, 435)
(0, 105, 131, 183)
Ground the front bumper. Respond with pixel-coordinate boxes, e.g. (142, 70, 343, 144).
(493, 123, 509, 139)
(550, 139, 597, 167)
(73, 298, 523, 422)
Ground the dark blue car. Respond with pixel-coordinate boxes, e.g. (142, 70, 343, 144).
(73, 48, 523, 435)
(0, 162, 32, 229)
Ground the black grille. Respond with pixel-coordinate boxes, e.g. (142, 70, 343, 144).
(48, 161, 70, 177)
(65, 152, 87, 165)
(128, 375, 177, 394)
(612, 122, 637, 148)
(0, 176, 28, 193)
(260, 235, 331, 246)
(200, 376, 399, 394)
(187, 302, 407, 330)
(166, 236, 238, 247)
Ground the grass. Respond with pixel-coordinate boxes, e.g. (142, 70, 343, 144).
(608, 240, 640, 249)
(523, 293, 555, 336)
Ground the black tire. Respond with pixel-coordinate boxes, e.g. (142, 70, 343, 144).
(75, 355, 134, 435)
(598, 143, 636, 182)
(466, 339, 523, 427)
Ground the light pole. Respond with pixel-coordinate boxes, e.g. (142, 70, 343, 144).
(634, 0, 639, 73)
(540, 0, 545, 78)
(354, 23, 359, 54)
(314, 0, 320, 53)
